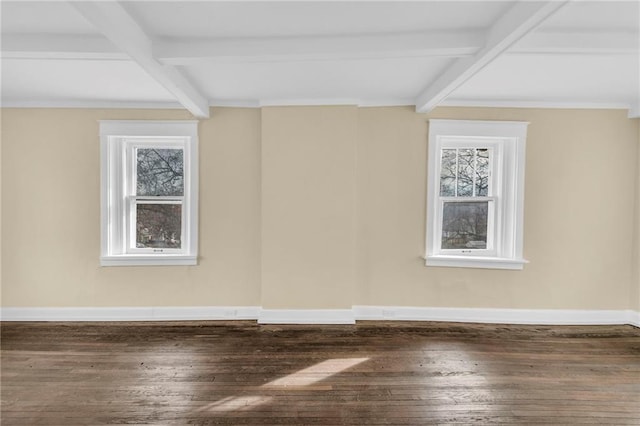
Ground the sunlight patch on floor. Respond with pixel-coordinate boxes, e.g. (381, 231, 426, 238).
(264, 357, 370, 388)
(197, 395, 274, 412)
(196, 357, 369, 412)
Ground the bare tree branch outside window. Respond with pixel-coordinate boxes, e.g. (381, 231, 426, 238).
(137, 148, 184, 196)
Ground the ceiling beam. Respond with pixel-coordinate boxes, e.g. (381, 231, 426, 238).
(513, 30, 639, 55)
(5, 28, 635, 63)
(155, 31, 482, 65)
(414, 1, 570, 113)
(69, 1, 210, 118)
(1, 34, 127, 60)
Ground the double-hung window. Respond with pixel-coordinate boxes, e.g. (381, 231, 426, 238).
(100, 121, 198, 266)
(425, 120, 528, 270)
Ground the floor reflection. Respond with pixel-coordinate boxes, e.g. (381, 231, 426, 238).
(196, 357, 369, 412)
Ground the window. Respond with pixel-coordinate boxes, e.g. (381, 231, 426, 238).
(100, 121, 198, 266)
(425, 120, 528, 270)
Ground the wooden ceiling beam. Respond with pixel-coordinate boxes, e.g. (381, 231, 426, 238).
(69, 1, 210, 118)
(415, 1, 570, 113)
(155, 31, 482, 65)
(6, 28, 636, 63)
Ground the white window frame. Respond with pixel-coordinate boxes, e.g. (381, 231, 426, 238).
(100, 120, 198, 266)
(425, 120, 528, 270)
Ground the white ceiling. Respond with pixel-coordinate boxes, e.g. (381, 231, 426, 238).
(1, 1, 639, 118)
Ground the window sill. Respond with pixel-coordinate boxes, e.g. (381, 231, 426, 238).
(100, 255, 197, 267)
(425, 255, 528, 270)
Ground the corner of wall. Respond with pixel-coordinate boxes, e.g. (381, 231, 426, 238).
(633, 119, 640, 312)
(0, 109, 3, 306)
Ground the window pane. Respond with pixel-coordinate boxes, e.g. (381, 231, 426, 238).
(136, 204, 182, 249)
(440, 149, 457, 196)
(441, 201, 488, 249)
(457, 149, 474, 197)
(137, 148, 184, 196)
(476, 148, 490, 196)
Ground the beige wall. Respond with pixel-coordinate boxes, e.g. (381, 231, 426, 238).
(1, 106, 638, 312)
(357, 107, 638, 310)
(634, 119, 640, 311)
(261, 107, 357, 309)
(1, 108, 261, 307)
(0, 110, 3, 306)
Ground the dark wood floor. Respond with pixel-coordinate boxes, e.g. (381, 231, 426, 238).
(1, 321, 639, 425)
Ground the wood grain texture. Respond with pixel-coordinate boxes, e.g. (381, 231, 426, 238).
(2, 321, 639, 425)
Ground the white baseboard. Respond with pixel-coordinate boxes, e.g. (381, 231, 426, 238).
(0, 306, 261, 322)
(258, 309, 355, 325)
(353, 305, 640, 327)
(1, 305, 637, 327)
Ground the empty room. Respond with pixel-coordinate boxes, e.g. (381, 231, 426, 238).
(1, 0, 639, 424)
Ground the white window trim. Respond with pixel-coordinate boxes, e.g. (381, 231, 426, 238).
(100, 120, 199, 266)
(425, 119, 528, 270)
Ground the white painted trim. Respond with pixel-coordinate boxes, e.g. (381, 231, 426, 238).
(353, 306, 640, 327)
(7, 30, 635, 63)
(1, 99, 635, 116)
(260, 98, 360, 107)
(258, 309, 355, 325)
(70, 1, 209, 118)
(210, 99, 261, 108)
(100, 120, 199, 266)
(0, 306, 261, 322)
(99, 120, 199, 137)
(3, 31, 478, 65)
(6, 28, 637, 64)
(425, 120, 528, 270)
(2, 306, 636, 327)
(513, 30, 639, 56)
(259, 98, 416, 108)
(100, 255, 197, 266)
(441, 99, 633, 111)
(1, 34, 128, 61)
(0, 100, 186, 109)
(415, 1, 569, 113)
(357, 99, 415, 108)
(425, 255, 528, 270)
(627, 311, 640, 328)
(156, 31, 480, 65)
(1, 98, 414, 109)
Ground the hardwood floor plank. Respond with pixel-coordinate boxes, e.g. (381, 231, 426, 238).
(2, 321, 639, 424)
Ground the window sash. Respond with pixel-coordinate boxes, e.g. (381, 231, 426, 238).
(435, 196, 498, 257)
(126, 197, 185, 254)
(440, 147, 493, 198)
(124, 140, 186, 198)
(434, 141, 500, 257)
(123, 138, 189, 255)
